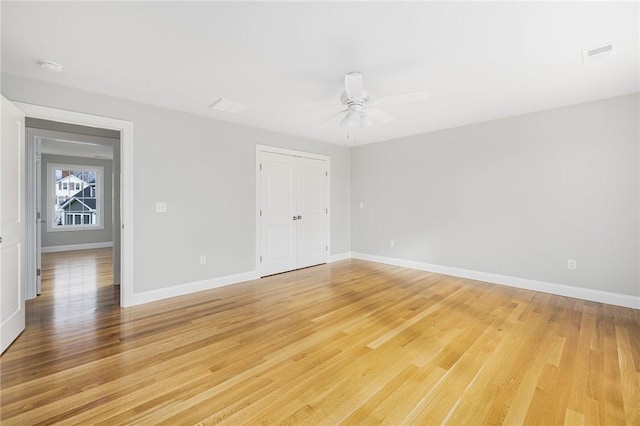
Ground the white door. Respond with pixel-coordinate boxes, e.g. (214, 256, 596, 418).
(1, 96, 26, 354)
(258, 149, 329, 277)
(260, 152, 297, 276)
(295, 157, 327, 268)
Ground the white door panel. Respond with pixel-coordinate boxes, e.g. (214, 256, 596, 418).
(265, 223, 295, 260)
(296, 157, 326, 268)
(258, 149, 328, 276)
(260, 152, 296, 276)
(299, 161, 324, 213)
(298, 220, 324, 261)
(1, 96, 26, 354)
(265, 157, 294, 214)
(1, 245, 20, 325)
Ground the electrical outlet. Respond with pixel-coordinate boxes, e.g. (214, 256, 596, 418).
(567, 259, 576, 270)
(390, 240, 395, 248)
(359, 202, 364, 209)
(155, 202, 167, 213)
(200, 255, 207, 265)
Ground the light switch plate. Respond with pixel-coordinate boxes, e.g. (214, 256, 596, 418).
(155, 202, 167, 213)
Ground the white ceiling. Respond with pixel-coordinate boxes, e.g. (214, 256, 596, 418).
(2, 2, 638, 146)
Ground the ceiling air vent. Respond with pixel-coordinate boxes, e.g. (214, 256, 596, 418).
(582, 43, 613, 64)
(208, 97, 248, 114)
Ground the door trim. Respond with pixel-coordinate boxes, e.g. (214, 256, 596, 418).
(25, 128, 38, 299)
(15, 102, 135, 307)
(255, 145, 330, 277)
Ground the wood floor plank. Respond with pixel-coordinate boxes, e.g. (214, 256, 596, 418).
(1, 248, 638, 425)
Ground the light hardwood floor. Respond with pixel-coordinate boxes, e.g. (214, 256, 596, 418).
(1, 248, 639, 425)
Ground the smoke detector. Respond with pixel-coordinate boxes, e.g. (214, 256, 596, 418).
(39, 60, 62, 73)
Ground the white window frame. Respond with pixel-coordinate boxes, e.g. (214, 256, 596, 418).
(47, 163, 104, 232)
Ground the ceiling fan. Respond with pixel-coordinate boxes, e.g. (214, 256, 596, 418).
(321, 71, 429, 129)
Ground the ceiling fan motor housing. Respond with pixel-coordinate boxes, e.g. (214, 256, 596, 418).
(341, 92, 372, 128)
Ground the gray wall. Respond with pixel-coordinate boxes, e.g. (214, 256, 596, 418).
(41, 154, 113, 248)
(2, 74, 351, 294)
(7, 73, 636, 299)
(352, 93, 639, 297)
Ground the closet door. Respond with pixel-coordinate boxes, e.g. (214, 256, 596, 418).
(260, 152, 297, 276)
(258, 148, 329, 277)
(295, 156, 327, 269)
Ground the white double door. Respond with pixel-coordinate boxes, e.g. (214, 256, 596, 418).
(259, 149, 329, 277)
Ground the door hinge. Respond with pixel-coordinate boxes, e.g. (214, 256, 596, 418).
(260, 256, 262, 263)
(37, 268, 41, 276)
(326, 245, 328, 251)
(260, 163, 262, 171)
(260, 210, 262, 217)
(326, 208, 328, 214)
(325, 171, 328, 177)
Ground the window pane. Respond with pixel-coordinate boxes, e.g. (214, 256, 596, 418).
(52, 166, 102, 230)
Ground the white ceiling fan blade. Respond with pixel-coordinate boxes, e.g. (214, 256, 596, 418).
(365, 107, 394, 123)
(321, 109, 348, 125)
(369, 90, 429, 106)
(344, 72, 364, 100)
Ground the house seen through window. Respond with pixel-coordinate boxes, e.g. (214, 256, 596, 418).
(48, 164, 104, 231)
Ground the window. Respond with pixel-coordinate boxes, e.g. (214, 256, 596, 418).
(48, 164, 104, 232)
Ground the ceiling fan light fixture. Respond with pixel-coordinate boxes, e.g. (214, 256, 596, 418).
(348, 110, 361, 127)
(360, 114, 373, 128)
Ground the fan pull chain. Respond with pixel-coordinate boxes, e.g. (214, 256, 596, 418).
(347, 126, 357, 145)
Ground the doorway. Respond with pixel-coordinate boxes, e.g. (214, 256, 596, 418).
(256, 145, 330, 276)
(16, 102, 134, 307)
(26, 122, 120, 304)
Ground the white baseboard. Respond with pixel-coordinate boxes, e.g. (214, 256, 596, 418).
(41, 241, 113, 253)
(126, 253, 638, 310)
(351, 252, 640, 310)
(329, 252, 352, 263)
(131, 255, 351, 307)
(130, 271, 259, 306)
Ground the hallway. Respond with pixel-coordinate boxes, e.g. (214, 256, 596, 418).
(28, 248, 118, 326)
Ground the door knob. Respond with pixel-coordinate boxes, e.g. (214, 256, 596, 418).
(297, 215, 302, 220)
(293, 216, 297, 221)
